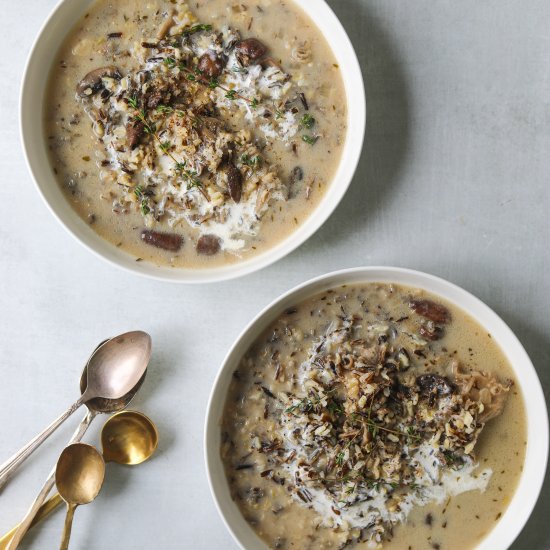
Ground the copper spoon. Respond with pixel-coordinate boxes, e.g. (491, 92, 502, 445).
(55, 443, 105, 550)
(6, 340, 147, 549)
(0, 331, 151, 490)
(0, 411, 158, 549)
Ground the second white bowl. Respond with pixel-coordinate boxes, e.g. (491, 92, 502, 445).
(205, 266, 548, 549)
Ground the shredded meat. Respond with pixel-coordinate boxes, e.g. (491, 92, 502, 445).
(450, 361, 512, 422)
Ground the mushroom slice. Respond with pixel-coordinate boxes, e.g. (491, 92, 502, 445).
(76, 66, 121, 98)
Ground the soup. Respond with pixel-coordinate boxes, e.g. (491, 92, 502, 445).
(221, 283, 526, 549)
(45, 0, 347, 268)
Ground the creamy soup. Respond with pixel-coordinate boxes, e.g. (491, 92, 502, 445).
(221, 283, 526, 549)
(45, 0, 347, 268)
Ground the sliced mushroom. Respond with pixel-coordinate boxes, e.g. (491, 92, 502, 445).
(197, 234, 221, 255)
(198, 51, 226, 78)
(126, 119, 145, 150)
(226, 164, 243, 203)
(76, 66, 121, 98)
(409, 299, 451, 324)
(141, 230, 183, 252)
(235, 38, 267, 66)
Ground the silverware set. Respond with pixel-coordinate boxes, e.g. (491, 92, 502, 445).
(0, 331, 157, 549)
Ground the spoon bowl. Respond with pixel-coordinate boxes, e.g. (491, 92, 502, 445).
(56, 444, 105, 505)
(101, 411, 158, 465)
(0, 412, 158, 549)
(84, 331, 152, 402)
(80, 357, 146, 414)
(56, 443, 105, 550)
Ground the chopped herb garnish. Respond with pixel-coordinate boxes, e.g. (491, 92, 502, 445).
(174, 161, 202, 191)
(240, 154, 262, 169)
(302, 134, 319, 145)
(182, 23, 213, 36)
(156, 104, 174, 115)
(134, 186, 151, 216)
(301, 113, 316, 129)
(163, 56, 177, 69)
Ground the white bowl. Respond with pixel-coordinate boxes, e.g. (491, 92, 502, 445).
(205, 266, 549, 550)
(20, 0, 365, 283)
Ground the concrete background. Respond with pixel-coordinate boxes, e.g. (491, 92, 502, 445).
(0, 0, 548, 548)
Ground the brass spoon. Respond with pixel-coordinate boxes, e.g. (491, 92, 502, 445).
(100, 410, 159, 466)
(6, 342, 147, 549)
(0, 411, 158, 549)
(55, 443, 105, 550)
(0, 331, 152, 489)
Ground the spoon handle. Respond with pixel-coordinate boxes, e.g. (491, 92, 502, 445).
(5, 410, 97, 550)
(0, 494, 63, 550)
(0, 397, 85, 491)
(59, 504, 77, 550)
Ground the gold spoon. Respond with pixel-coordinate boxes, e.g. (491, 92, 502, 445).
(56, 443, 105, 550)
(6, 340, 147, 550)
(0, 411, 158, 549)
(0, 331, 151, 490)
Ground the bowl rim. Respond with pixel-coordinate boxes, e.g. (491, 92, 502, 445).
(205, 266, 549, 550)
(19, 0, 366, 284)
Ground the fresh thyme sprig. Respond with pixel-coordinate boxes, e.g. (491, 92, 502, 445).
(182, 23, 213, 36)
(285, 388, 336, 414)
(335, 432, 358, 467)
(134, 185, 151, 215)
(354, 410, 422, 441)
(127, 96, 208, 199)
(174, 161, 202, 191)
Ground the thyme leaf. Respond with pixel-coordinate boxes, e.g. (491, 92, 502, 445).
(163, 56, 177, 69)
(301, 113, 316, 129)
(302, 134, 319, 145)
(182, 23, 213, 36)
(156, 104, 174, 115)
(240, 154, 262, 169)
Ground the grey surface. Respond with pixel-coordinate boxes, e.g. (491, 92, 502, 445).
(0, 0, 549, 548)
